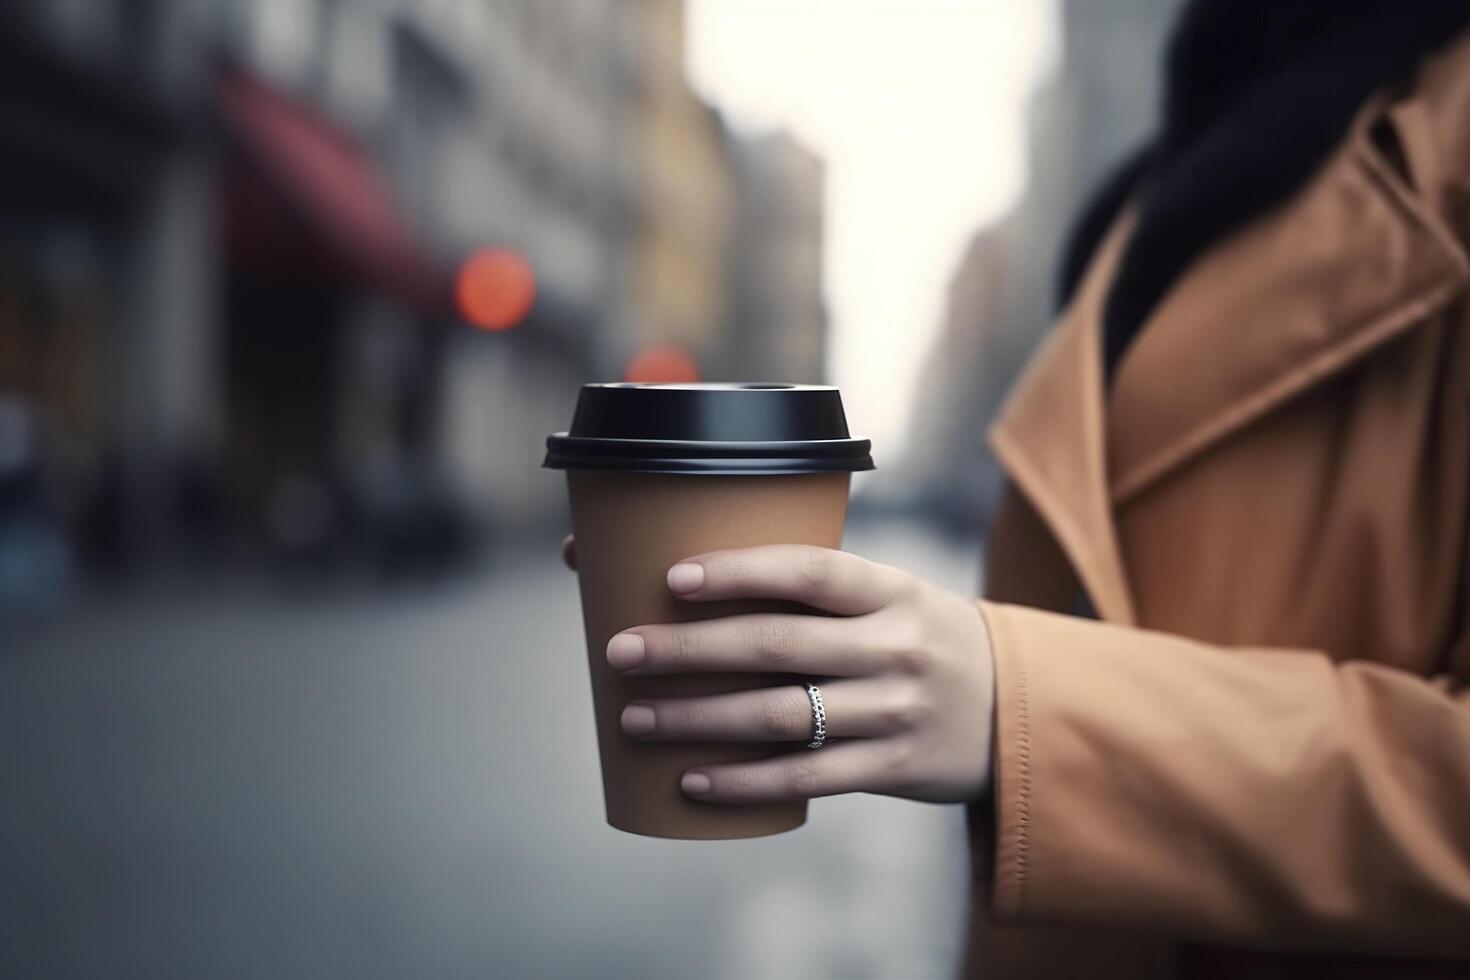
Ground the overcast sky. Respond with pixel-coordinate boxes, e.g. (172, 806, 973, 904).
(686, 0, 1058, 465)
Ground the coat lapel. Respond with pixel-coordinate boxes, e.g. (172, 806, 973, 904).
(987, 94, 1469, 627)
(1106, 102, 1470, 505)
(988, 210, 1139, 625)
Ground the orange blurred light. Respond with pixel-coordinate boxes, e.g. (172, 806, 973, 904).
(624, 345, 700, 383)
(456, 247, 536, 331)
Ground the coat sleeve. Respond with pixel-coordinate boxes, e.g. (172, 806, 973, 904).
(975, 599, 1470, 956)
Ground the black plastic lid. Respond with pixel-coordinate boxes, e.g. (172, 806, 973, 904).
(543, 382, 874, 475)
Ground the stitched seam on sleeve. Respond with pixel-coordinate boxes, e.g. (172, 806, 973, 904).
(1014, 644, 1033, 914)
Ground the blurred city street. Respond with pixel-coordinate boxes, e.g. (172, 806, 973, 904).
(0, 2, 1182, 976)
(1, 515, 977, 980)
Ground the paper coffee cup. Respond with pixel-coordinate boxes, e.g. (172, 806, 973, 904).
(544, 383, 874, 839)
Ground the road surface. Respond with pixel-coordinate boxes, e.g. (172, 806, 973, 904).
(1, 517, 981, 979)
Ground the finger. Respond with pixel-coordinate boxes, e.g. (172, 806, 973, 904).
(621, 679, 923, 742)
(609, 612, 897, 676)
(666, 545, 910, 615)
(681, 739, 898, 802)
(561, 535, 577, 571)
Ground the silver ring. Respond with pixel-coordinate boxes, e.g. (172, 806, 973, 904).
(803, 681, 827, 750)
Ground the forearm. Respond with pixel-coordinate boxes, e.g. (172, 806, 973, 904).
(976, 600, 1470, 956)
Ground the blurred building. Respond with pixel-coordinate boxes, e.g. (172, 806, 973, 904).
(898, 220, 1017, 527)
(626, 0, 735, 376)
(722, 132, 828, 384)
(396, 1, 645, 528)
(0, 1, 218, 590)
(622, 1, 828, 388)
(0, 0, 829, 591)
(901, 0, 1180, 532)
(211, 0, 647, 537)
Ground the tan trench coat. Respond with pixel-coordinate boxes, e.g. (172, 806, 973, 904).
(962, 30, 1470, 980)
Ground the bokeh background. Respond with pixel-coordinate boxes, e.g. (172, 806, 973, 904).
(0, 1, 1176, 977)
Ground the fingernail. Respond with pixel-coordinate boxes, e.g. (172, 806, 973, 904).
(620, 703, 656, 737)
(667, 563, 705, 594)
(681, 771, 712, 795)
(606, 633, 645, 670)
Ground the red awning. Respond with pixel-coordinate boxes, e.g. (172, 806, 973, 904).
(215, 62, 444, 311)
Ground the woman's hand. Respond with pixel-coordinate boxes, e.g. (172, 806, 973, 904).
(563, 536, 995, 805)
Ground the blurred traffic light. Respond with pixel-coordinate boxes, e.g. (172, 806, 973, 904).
(455, 247, 536, 331)
(624, 345, 700, 383)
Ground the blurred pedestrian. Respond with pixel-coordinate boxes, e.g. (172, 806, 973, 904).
(0, 393, 69, 613)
